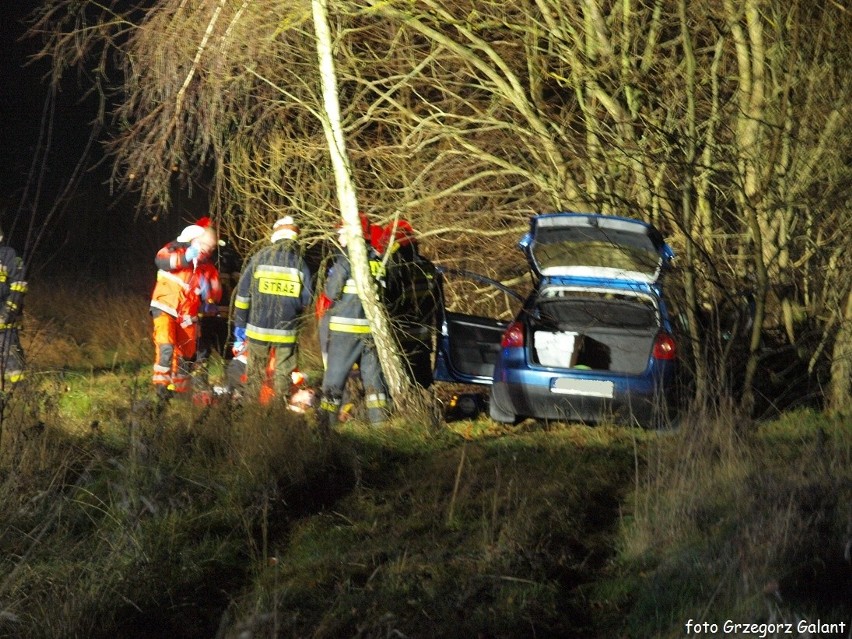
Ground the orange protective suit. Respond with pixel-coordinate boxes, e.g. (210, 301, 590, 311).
(150, 236, 221, 395)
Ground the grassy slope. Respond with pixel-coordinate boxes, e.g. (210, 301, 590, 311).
(0, 282, 849, 638)
(1, 372, 849, 639)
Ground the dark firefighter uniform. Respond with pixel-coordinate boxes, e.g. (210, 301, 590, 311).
(319, 237, 390, 427)
(380, 223, 438, 389)
(233, 217, 313, 402)
(0, 237, 27, 387)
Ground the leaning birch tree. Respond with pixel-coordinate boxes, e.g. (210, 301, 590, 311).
(310, 0, 412, 405)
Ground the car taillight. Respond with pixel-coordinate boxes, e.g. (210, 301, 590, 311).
(652, 332, 676, 360)
(501, 321, 525, 348)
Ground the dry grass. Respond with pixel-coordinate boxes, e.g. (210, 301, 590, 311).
(0, 384, 347, 638)
(2, 375, 849, 638)
(21, 277, 152, 371)
(605, 406, 852, 638)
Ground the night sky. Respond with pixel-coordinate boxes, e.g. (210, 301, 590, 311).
(1, 2, 49, 211)
(1, 3, 204, 284)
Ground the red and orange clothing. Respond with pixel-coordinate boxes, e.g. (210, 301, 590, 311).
(150, 241, 222, 393)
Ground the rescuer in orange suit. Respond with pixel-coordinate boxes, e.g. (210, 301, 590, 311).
(150, 223, 222, 401)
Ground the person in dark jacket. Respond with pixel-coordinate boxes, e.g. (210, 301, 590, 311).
(319, 217, 390, 427)
(232, 216, 313, 403)
(379, 220, 438, 389)
(0, 229, 27, 389)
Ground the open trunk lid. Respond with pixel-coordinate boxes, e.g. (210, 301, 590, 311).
(520, 213, 673, 285)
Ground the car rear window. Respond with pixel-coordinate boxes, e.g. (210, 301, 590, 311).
(533, 230, 660, 275)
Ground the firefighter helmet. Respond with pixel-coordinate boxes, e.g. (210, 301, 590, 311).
(271, 216, 299, 242)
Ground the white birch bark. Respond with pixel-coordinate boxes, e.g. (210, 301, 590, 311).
(311, 0, 411, 405)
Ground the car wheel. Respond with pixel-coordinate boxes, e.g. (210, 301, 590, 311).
(487, 391, 517, 424)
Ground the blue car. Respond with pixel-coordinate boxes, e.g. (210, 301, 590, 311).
(434, 213, 678, 428)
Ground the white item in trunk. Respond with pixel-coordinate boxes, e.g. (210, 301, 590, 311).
(535, 331, 581, 368)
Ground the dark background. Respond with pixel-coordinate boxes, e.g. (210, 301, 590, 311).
(1, 2, 209, 287)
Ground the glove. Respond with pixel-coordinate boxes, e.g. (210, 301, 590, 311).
(180, 314, 194, 328)
(233, 325, 246, 342)
(232, 340, 247, 357)
(185, 245, 200, 261)
(197, 276, 211, 301)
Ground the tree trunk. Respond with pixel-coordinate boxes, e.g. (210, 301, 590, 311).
(829, 288, 852, 411)
(311, 0, 414, 406)
(677, 0, 708, 406)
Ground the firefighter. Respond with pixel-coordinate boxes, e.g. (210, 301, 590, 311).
(319, 215, 390, 427)
(317, 257, 362, 421)
(380, 219, 438, 389)
(0, 228, 27, 389)
(232, 216, 313, 404)
(150, 223, 222, 400)
(316, 215, 383, 368)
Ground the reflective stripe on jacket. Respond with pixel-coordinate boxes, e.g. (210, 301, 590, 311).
(244, 324, 299, 344)
(323, 245, 384, 334)
(233, 240, 313, 346)
(0, 245, 26, 330)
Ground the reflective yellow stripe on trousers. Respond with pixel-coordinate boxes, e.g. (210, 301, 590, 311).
(245, 324, 298, 344)
(328, 316, 371, 334)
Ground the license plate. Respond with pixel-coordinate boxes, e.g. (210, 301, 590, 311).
(550, 377, 614, 398)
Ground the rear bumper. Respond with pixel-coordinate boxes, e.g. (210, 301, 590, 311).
(490, 366, 674, 426)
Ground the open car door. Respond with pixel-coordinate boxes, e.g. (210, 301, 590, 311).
(433, 268, 525, 386)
